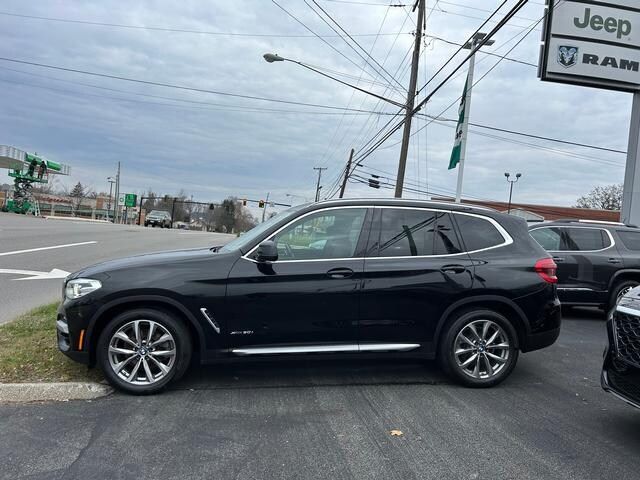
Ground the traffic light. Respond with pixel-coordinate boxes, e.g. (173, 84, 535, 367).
(258, 200, 265, 208)
(242, 199, 247, 206)
(368, 175, 381, 189)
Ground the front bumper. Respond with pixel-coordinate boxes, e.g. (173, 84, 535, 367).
(57, 299, 100, 365)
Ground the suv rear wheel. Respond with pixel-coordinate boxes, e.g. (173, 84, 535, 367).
(97, 308, 192, 394)
(438, 309, 519, 388)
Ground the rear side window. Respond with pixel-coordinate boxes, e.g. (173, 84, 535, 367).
(377, 209, 462, 257)
(617, 230, 640, 251)
(530, 227, 561, 251)
(562, 228, 608, 251)
(455, 214, 506, 252)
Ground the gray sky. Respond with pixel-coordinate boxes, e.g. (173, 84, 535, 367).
(0, 0, 631, 217)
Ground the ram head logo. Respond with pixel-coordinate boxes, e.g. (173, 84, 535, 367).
(557, 46, 579, 68)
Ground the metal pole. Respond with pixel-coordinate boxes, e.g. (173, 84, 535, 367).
(508, 182, 514, 214)
(622, 92, 640, 226)
(170, 197, 176, 229)
(455, 51, 476, 203)
(313, 167, 327, 202)
(107, 180, 113, 221)
(113, 162, 120, 223)
(137, 196, 144, 225)
(339, 149, 355, 199)
(262, 192, 270, 223)
(395, 0, 425, 198)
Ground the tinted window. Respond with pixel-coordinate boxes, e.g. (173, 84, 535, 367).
(618, 230, 640, 251)
(561, 228, 608, 251)
(530, 227, 561, 251)
(455, 214, 505, 252)
(272, 208, 366, 260)
(376, 209, 461, 257)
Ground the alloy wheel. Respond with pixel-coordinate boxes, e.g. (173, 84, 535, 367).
(454, 319, 510, 379)
(616, 285, 636, 305)
(107, 320, 177, 385)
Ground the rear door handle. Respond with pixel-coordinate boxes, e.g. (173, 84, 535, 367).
(326, 267, 354, 279)
(608, 258, 622, 264)
(552, 256, 565, 263)
(440, 264, 467, 274)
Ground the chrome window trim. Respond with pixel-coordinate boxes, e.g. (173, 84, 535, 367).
(529, 225, 615, 253)
(241, 205, 512, 264)
(231, 343, 421, 355)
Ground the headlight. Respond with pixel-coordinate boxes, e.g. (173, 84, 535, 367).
(65, 278, 102, 299)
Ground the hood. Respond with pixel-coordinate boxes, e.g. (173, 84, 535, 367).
(69, 247, 214, 279)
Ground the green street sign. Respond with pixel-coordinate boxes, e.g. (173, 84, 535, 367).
(124, 193, 137, 208)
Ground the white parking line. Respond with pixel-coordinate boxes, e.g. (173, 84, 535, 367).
(0, 241, 98, 257)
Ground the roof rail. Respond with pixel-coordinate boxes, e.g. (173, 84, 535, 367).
(550, 218, 632, 227)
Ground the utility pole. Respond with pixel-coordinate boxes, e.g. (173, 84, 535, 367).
(261, 192, 270, 222)
(313, 167, 327, 202)
(113, 161, 120, 223)
(339, 149, 355, 199)
(395, 0, 425, 198)
(454, 32, 495, 203)
(107, 177, 115, 222)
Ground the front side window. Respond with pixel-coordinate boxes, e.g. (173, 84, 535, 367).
(561, 227, 608, 251)
(376, 209, 462, 257)
(530, 227, 562, 251)
(271, 208, 367, 261)
(455, 214, 506, 252)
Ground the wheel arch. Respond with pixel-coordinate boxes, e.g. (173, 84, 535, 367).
(86, 295, 205, 366)
(608, 269, 640, 291)
(434, 295, 530, 354)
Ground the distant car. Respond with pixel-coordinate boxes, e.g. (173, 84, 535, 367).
(57, 199, 560, 394)
(144, 210, 171, 228)
(529, 219, 640, 310)
(602, 286, 640, 409)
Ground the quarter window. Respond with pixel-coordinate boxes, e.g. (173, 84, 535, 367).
(376, 209, 462, 257)
(455, 214, 506, 252)
(271, 208, 366, 260)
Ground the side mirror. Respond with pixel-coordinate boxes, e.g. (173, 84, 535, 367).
(256, 240, 278, 262)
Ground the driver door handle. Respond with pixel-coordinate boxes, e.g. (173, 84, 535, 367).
(326, 267, 354, 279)
(440, 264, 467, 274)
(552, 256, 565, 263)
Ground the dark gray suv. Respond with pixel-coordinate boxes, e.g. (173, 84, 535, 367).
(529, 219, 640, 310)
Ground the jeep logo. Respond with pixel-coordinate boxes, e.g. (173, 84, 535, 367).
(574, 8, 632, 40)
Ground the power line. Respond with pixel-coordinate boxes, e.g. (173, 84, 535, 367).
(0, 56, 397, 113)
(0, 10, 409, 38)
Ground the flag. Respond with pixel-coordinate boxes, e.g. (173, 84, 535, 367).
(448, 75, 469, 170)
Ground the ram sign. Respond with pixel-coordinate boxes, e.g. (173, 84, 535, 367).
(540, 0, 640, 92)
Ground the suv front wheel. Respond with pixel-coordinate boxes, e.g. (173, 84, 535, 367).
(97, 308, 192, 394)
(438, 309, 519, 388)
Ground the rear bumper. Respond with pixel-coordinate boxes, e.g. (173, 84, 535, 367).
(522, 325, 561, 352)
(516, 288, 562, 353)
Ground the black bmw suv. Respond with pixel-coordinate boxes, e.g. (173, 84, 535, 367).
(58, 199, 561, 394)
(529, 220, 640, 310)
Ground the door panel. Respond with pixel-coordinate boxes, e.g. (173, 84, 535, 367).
(359, 208, 474, 345)
(224, 207, 370, 349)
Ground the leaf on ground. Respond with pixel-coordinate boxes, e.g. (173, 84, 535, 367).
(390, 429, 403, 437)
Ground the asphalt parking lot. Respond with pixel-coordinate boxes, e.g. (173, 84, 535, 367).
(0, 213, 234, 324)
(1, 308, 639, 480)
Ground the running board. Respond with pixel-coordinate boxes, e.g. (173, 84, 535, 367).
(231, 343, 421, 356)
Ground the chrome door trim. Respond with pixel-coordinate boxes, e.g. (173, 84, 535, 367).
(557, 287, 595, 291)
(231, 343, 421, 356)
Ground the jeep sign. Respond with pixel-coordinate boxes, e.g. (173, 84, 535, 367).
(540, 0, 640, 92)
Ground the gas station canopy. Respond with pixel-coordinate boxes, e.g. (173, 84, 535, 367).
(0, 145, 70, 175)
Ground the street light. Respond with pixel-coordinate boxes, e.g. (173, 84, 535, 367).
(262, 53, 404, 108)
(505, 172, 522, 214)
(107, 176, 116, 222)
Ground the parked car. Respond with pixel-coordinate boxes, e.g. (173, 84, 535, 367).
(144, 210, 172, 228)
(529, 219, 640, 310)
(602, 286, 640, 409)
(57, 199, 561, 394)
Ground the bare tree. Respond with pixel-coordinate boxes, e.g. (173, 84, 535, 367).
(64, 182, 94, 215)
(575, 184, 623, 211)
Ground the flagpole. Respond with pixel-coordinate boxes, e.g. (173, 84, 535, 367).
(455, 53, 475, 203)
(454, 33, 494, 203)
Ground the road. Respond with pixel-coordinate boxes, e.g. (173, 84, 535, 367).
(1, 309, 639, 480)
(0, 213, 234, 324)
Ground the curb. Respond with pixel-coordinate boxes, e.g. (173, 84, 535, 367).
(0, 382, 113, 403)
(42, 216, 111, 224)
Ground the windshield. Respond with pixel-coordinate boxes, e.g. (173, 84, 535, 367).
(218, 204, 307, 254)
(149, 210, 167, 216)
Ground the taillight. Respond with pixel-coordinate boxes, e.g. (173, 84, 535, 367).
(534, 258, 557, 284)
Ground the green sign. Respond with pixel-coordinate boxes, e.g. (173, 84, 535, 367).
(124, 193, 137, 208)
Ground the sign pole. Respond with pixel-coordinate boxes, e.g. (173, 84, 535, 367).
(455, 52, 475, 204)
(622, 92, 640, 225)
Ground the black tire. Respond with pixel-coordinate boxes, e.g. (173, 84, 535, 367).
(438, 309, 519, 388)
(609, 280, 640, 311)
(97, 308, 192, 395)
